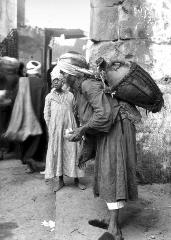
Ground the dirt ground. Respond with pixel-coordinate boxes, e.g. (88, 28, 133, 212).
(1, 159, 171, 240)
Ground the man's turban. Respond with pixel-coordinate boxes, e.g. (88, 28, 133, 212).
(51, 52, 93, 81)
(26, 60, 41, 75)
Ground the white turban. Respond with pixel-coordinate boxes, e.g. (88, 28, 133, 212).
(26, 60, 41, 75)
(50, 65, 62, 81)
(51, 52, 94, 81)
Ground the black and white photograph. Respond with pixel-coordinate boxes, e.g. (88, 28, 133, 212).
(0, 0, 171, 239)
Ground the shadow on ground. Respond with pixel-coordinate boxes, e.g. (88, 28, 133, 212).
(121, 200, 159, 231)
(0, 222, 18, 239)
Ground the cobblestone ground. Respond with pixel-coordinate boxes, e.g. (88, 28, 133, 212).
(1, 159, 171, 240)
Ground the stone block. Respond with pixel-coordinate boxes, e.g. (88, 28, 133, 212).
(91, 0, 124, 7)
(119, 0, 171, 42)
(118, 40, 153, 71)
(119, 0, 153, 39)
(89, 41, 122, 69)
(90, 6, 119, 41)
(119, 20, 152, 40)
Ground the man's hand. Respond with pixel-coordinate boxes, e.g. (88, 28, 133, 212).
(77, 151, 86, 169)
(68, 127, 84, 142)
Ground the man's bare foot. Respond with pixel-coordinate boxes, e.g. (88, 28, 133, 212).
(108, 223, 123, 240)
(45, 178, 53, 185)
(74, 178, 86, 190)
(75, 182, 86, 190)
(53, 180, 64, 192)
(98, 232, 115, 240)
(25, 167, 34, 174)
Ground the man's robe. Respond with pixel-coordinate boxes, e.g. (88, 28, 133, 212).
(76, 78, 140, 202)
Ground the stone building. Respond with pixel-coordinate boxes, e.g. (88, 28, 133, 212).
(89, 0, 171, 183)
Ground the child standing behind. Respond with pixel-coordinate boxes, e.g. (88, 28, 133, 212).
(44, 77, 85, 192)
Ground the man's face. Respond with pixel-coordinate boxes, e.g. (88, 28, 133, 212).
(52, 78, 63, 90)
(60, 72, 76, 89)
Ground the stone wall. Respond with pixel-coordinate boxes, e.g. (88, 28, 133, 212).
(89, 0, 171, 183)
(18, 26, 45, 70)
(0, 0, 17, 42)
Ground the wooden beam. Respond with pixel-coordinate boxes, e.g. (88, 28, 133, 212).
(45, 28, 87, 39)
(17, 0, 25, 27)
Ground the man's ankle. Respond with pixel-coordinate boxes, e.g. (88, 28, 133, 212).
(74, 177, 79, 183)
(59, 175, 63, 181)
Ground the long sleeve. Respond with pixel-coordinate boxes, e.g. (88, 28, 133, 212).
(81, 79, 113, 133)
(71, 93, 80, 127)
(44, 94, 51, 127)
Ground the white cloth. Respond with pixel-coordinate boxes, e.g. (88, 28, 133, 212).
(26, 60, 41, 75)
(51, 52, 93, 80)
(51, 61, 94, 80)
(44, 90, 84, 179)
(4, 77, 42, 141)
(106, 201, 125, 210)
(0, 90, 6, 100)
